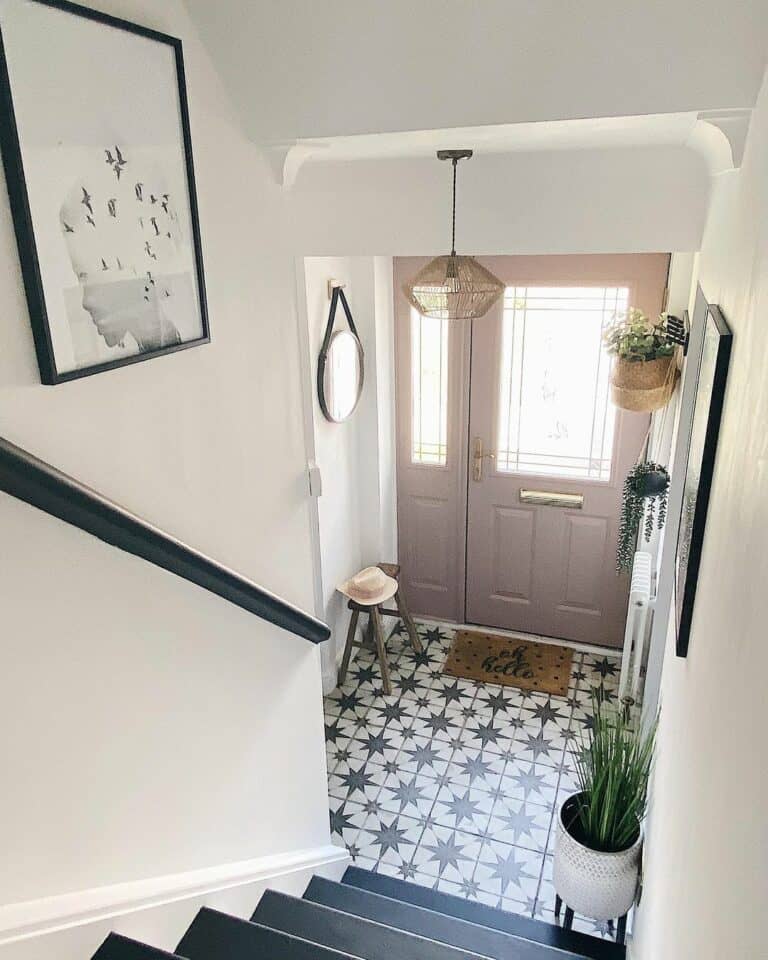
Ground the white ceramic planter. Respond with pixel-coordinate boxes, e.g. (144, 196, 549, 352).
(553, 794, 642, 921)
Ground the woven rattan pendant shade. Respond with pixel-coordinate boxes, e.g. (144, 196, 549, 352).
(404, 254, 504, 321)
(403, 150, 504, 321)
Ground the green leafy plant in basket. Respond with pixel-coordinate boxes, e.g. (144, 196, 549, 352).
(616, 461, 669, 572)
(603, 308, 676, 362)
(570, 692, 657, 853)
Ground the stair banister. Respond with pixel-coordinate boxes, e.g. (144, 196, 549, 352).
(0, 436, 329, 645)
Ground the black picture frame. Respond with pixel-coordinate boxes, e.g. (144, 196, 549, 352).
(674, 304, 732, 657)
(0, 0, 210, 384)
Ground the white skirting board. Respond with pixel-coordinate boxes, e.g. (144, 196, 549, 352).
(0, 844, 350, 960)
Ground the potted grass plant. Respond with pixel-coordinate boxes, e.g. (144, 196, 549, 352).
(604, 308, 678, 412)
(553, 695, 657, 923)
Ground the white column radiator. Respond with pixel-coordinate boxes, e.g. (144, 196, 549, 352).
(618, 551, 654, 703)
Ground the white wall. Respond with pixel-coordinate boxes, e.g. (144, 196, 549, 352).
(0, 0, 333, 955)
(187, 0, 768, 141)
(290, 147, 710, 256)
(632, 69, 768, 960)
(299, 258, 398, 689)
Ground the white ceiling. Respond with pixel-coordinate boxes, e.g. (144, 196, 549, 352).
(186, 0, 768, 145)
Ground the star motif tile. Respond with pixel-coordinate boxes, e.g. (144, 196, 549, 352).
(448, 746, 507, 793)
(328, 761, 385, 803)
(519, 698, 570, 729)
(473, 840, 540, 900)
(355, 812, 424, 867)
(397, 735, 452, 778)
(324, 688, 369, 719)
(409, 707, 463, 743)
(512, 727, 566, 765)
(475, 685, 523, 719)
(349, 727, 402, 767)
(328, 796, 368, 846)
(432, 785, 494, 835)
(485, 799, 552, 852)
(498, 762, 560, 808)
(412, 825, 482, 883)
(377, 772, 440, 820)
(464, 716, 519, 756)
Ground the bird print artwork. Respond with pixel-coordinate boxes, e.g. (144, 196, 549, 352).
(63, 221, 74, 233)
(107, 198, 117, 217)
(105, 145, 127, 180)
(144, 240, 157, 260)
(86, 214, 95, 227)
(81, 187, 93, 214)
(150, 216, 159, 236)
(135, 182, 144, 202)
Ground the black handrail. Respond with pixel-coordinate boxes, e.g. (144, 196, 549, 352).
(0, 436, 330, 645)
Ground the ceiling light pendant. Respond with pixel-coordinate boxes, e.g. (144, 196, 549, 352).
(404, 149, 504, 321)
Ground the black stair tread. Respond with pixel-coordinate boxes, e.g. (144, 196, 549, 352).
(93, 934, 185, 960)
(304, 876, 586, 960)
(177, 907, 357, 960)
(341, 867, 625, 960)
(253, 889, 492, 960)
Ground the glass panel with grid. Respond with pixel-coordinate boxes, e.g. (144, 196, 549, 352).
(411, 308, 449, 465)
(496, 286, 629, 481)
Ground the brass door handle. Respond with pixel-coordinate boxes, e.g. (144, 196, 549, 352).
(472, 437, 495, 481)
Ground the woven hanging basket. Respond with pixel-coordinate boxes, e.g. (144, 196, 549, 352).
(610, 355, 678, 413)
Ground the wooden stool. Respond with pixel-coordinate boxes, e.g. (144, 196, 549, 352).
(337, 563, 422, 696)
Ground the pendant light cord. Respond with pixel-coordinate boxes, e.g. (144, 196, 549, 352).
(451, 159, 457, 256)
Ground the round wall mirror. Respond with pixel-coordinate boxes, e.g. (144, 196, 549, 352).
(319, 328, 364, 422)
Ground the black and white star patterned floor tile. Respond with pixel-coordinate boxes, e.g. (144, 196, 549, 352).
(472, 838, 541, 902)
(486, 796, 553, 852)
(411, 824, 484, 884)
(323, 621, 625, 941)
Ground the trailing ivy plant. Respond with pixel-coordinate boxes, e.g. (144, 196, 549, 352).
(616, 461, 670, 572)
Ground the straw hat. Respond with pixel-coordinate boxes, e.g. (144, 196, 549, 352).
(338, 566, 398, 606)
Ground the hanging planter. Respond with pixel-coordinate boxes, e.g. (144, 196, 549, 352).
(604, 309, 678, 412)
(616, 461, 669, 572)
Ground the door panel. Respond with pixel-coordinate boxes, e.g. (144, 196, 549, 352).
(559, 515, 608, 611)
(465, 255, 669, 647)
(394, 259, 470, 621)
(490, 505, 535, 602)
(411, 496, 451, 589)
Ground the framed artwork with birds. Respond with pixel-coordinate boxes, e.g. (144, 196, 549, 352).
(0, 0, 210, 383)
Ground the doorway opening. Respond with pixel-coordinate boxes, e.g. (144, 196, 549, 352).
(319, 252, 676, 943)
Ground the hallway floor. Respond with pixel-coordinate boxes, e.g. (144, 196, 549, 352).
(324, 621, 623, 941)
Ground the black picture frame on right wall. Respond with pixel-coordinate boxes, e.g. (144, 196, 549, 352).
(674, 304, 732, 657)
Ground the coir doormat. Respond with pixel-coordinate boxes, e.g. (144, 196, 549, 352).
(443, 630, 573, 697)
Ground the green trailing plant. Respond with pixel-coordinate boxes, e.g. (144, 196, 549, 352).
(569, 692, 657, 853)
(603, 308, 676, 362)
(616, 461, 669, 572)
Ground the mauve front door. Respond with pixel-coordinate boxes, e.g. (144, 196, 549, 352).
(395, 254, 669, 648)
